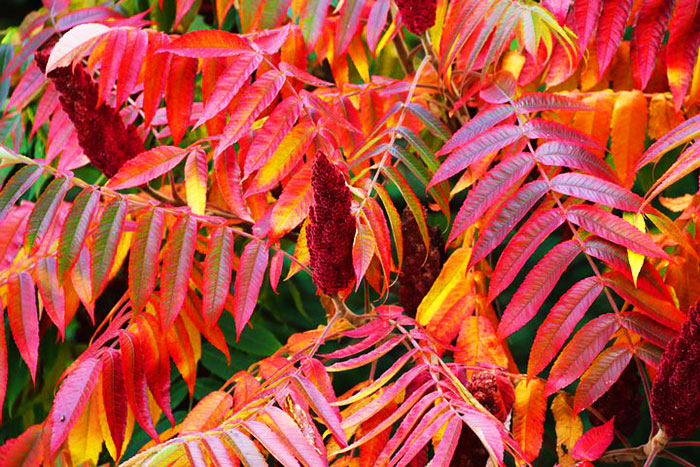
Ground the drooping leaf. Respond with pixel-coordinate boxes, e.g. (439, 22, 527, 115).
(352, 221, 375, 288)
(166, 55, 197, 145)
(24, 176, 70, 250)
(595, 0, 632, 73)
(120, 332, 159, 442)
(263, 407, 326, 467)
(101, 348, 128, 460)
(666, 0, 700, 109)
(646, 140, 700, 203)
(269, 162, 312, 239)
(184, 148, 208, 215)
(160, 216, 197, 330)
(512, 379, 546, 463)
(292, 376, 347, 447)
(0, 165, 41, 223)
(50, 357, 103, 456)
(243, 420, 301, 467)
(202, 227, 233, 328)
(45, 23, 110, 72)
(335, 0, 365, 56)
(499, 239, 580, 338)
(91, 198, 127, 298)
(551, 393, 583, 467)
(610, 90, 647, 187)
(7, 272, 39, 383)
(572, 0, 602, 52)
(233, 240, 268, 338)
(528, 276, 603, 377)
(637, 113, 700, 169)
(438, 104, 516, 156)
(244, 97, 300, 176)
(456, 315, 509, 369)
(546, 314, 619, 394)
(631, 0, 673, 88)
(128, 209, 164, 313)
(35, 257, 66, 338)
(535, 141, 617, 182)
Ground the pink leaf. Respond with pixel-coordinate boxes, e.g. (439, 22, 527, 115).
(233, 240, 268, 339)
(572, 418, 615, 461)
(550, 173, 642, 211)
(631, 0, 673, 88)
(203, 227, 234, 328)
(498, 240, 581, 338)
(107, 146, 187, 190)
(50, 357, 102, 455)
(7, 272, 40, 383)
(595, 0, 632, 73)
(572, 0, 603, 52)
(160, 216, 197, 330)
(574, 345, 632, 413)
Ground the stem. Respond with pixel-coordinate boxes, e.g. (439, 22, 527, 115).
(393, 33, 414, 75)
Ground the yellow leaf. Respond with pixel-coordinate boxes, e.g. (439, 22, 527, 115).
(68, 390, 104, 465)
(348, 35, 369, 83)
(512, 379, 546, 463)
(185, 149, 208, 215)
(429, 0, 449, 55)
(455, 315, 509, 369)
(551, 393, 583, 467)
(286, 219, 310, 280)
(611, 90, 647, 187)
(623, 212, 646, 287)
(109, 229, 134, 281)
(416, 247, 471, 326)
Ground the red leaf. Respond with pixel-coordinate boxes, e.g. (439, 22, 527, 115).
(572, 418, 615, 461)
(107, 146, 187, 190)
(215, 148, 253, 222)
(97, 29, 127, 107)
(143, 32, 171, 128)
(233, 240, 268, 338)
(550, 173, 642, 211)
(631, 0, 673, 88)
(572, 0, 603, 52)
(115, 29, 148, 108)
(101, 348, 127, 459)
(429, 124, 524, 188)
(160, 216, 197, 330)
(498, 240, 581, 338)
(637, 113, 700, 169)
(129, 209, 164, 313)
(666, 0, 700, 109)
(0, 425, 43, 465)
(646, 140, 700, 203)
(165, 314, 199, 396)
(161, 29, 251, 57)
(136, 314, 174, 425)
(489, 208, 565, 301)
(203, 227, 234, 328)
(512, 379, 546, 462)
(595, 0, 632, 73)
(546, 314, 619, 395)
(352, 221, 375, 287)
(216, 70, 286, 156)
(269, 249, 284, 293)
(451, 153, 534, 242)
(528, 276, 603, 377)
(174, 0, 197, 29)
(566, 205, 669, 258)
(467, 180, 549, 262)
(50, 357, 102, 455)
(335, 0, 365, 56)
(166, 55, 197, 145)
(269, 162, 313, 239)
(120, 332, 159, 442)
(620, 312, 676, 348)
(574, 345, 632, 413)
(4, 64, 44, 114)
(244, 97, 301, 176)
(7, 272, 39, 383)
(197, 52, 263, 127)
(35, 257, 66, 338)
(0, 302, 6, 423)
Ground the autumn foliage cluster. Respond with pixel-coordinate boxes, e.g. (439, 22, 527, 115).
(1, 0, 700, 465)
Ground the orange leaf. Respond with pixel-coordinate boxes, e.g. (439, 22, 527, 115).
(551, 393, 583, 467)
(455, 316, 508, 369)
(269, 162, 313, 239)
(180, 391, 233, 433)
(610, 90, 647, 187)
(512, 379, 546, 462)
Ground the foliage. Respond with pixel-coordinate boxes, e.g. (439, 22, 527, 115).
(1, 0, 700, 465)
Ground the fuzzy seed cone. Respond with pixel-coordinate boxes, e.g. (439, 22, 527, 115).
(395, 0, 436, 34)
(399, 206, 444, 317)
(650, 300, 700, 438)
(35, 39, 144, 178)
(451, 370, 515, 466)
(591, 363, 642, 435)
(307, 153, 356, 295)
